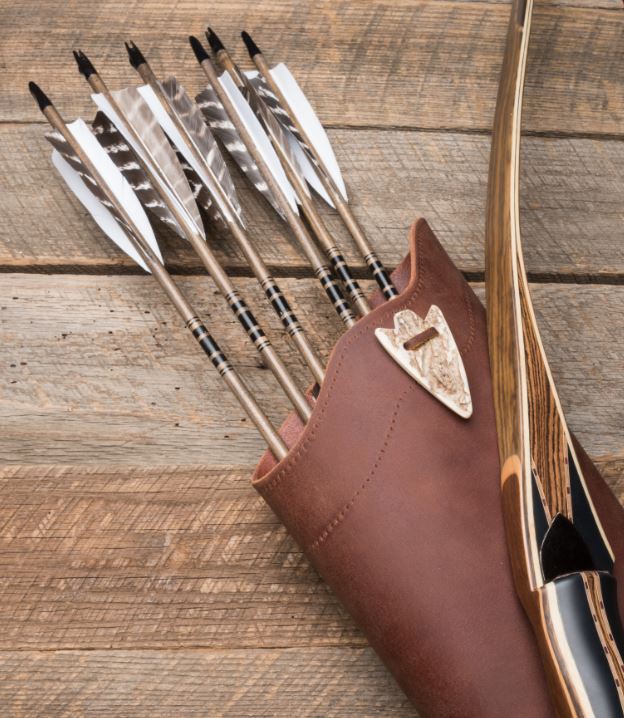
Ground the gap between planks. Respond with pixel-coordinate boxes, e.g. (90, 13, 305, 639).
(3, 265, 624, 287)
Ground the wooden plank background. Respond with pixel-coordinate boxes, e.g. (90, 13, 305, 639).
(1, 0, 623, 715)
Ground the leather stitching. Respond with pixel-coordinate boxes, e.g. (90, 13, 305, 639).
(459, 279, 477, 355)
(258, 223, 478, 502)
(309, 389, 412, 552)
(258, 227, 426, 496)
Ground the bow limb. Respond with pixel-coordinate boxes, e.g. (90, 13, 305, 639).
(486, 1, 624, 714)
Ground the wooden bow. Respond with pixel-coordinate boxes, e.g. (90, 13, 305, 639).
(486, 0, 624, 714)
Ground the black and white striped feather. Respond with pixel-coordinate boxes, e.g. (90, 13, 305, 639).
(174, 151, 224, 227)
(44, 119, 162, 273)
(91, 111, 184, 237)
(46, 128, 114, 212)
(160, 77, 243, 225)
(239, 73, 309, 195)
(105, 86, 205, 234)
(247, 73, 311, 154)
(45, 126, 135, 240)
(245, 70, 340, 205)
(195, 85, 285, 219)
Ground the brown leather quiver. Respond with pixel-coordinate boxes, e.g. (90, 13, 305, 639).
(253, 219, 624, 717)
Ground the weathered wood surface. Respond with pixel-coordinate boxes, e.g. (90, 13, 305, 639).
(0, 648, 413, 717)
(0, 462, 621, 653)
(3, 276, 624, 466)
(2, 126, 624, 277)
(2, 1, 623, 134)
(1, 0, 623, 713)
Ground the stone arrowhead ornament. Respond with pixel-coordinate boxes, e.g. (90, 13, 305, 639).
(375, 306, 473, 419)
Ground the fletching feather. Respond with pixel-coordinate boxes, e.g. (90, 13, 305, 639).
(238, 73, 310, 204)
(46, 118, 162, 272)
(46, 127, 115, 212)
(92, 111, 184, 238)
(92, 87, 205, 236)
(196, 84, 285, 218)
(247, 71, 308, 150)
(144, 76, 243, 226)
(245, 72, 334, 207)
(174, 152, 224, 227)
(269, 63, 347, 201)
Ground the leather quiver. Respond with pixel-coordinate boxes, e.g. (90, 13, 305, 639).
(253, 219, 624, 717)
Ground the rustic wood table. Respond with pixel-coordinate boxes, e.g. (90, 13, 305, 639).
(1, 0, 623, 715)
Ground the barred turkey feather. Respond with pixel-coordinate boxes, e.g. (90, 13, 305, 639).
(247, 73, 310, 153)
(91, 111, 184, 238)
(159, 77, 243, 225)
(196, 85, 285, 218)
(248, 65, 348, 202)
(239, 73, 310, 197)
(174, 150, 224, 226)
(243, 72, 333, 206)
(45, 118, 162, 273)
(46, 127, 117, 214)
(102, 86, 204, 233)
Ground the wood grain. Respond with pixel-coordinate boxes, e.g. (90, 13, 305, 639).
(0, 648, 414, 717)
(0, 465, 350, 650)
(2, 125, 624, 277)
(2, 276, 624, 466)
(0, 461, 621, 652)
(2, 1, 623, 134)
(1, 0, 623, 712)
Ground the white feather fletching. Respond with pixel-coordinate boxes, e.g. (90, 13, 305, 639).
(196, 79, 287, 218)
(285, 127, 334, 207)
(52, 151, 151, 272)
(238, 72, 311, 206)
(269, 63, 347, 201)
(49, 118, 162, 273)
(216, 71, 298, 215)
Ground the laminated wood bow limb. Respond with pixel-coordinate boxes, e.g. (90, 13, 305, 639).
(486, 0, 624, 714)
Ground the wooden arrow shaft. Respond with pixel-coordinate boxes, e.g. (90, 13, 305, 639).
(120, 61, 312, 423)
(204, 56, 357, 329)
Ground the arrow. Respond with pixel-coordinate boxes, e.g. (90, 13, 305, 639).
(29, 81, 288, 460)
(204, 31, 371, 318)
(73, 48, 317, 415)
(239, 30, 398, 301)
(188, 36, 365, 333)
